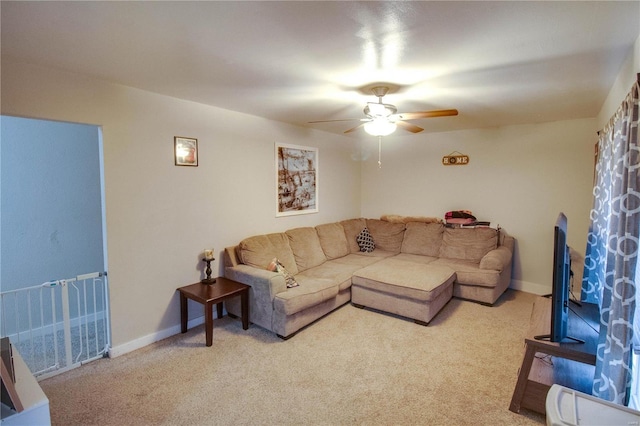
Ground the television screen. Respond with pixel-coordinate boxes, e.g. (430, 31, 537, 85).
(535, 213, 583, 343)
(550, 213, 570, 342)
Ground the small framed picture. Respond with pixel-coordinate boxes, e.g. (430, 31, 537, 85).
(174, 137, 198, 166)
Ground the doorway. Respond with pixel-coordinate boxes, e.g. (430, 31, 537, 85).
(0, 115, 110, 378)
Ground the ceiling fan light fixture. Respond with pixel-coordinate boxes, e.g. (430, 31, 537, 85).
(364, 102, 396, 118)
(309, 83, 457, 135)
(364, 119, 397, 136)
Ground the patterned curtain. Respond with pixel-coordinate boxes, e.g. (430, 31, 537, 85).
(582, 74, 639, 405)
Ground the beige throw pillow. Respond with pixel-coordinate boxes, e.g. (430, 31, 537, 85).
(267, 258, 299, 288)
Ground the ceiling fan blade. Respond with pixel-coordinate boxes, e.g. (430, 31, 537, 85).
(394, 109, 459, 120)
(344, 123, 366, 134)
(396, 121, 424, 133)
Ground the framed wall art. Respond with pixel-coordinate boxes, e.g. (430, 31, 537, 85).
(174, 137, 198, 166)
(275, 143, 318, 217)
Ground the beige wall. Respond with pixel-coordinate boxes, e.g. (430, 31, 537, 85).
(359, 119, 597, 294)
(359, 34, 640, 296)
(3, 34, 638, 353)
(1, 59, 361, 353)
(597, 34, 640, 127)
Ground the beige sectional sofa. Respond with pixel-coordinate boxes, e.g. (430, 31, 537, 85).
(224, 217, 514, 339)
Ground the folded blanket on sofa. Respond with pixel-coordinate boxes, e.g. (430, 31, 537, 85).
(380, 214, 443, 224)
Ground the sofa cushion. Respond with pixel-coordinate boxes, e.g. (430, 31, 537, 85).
(238, 233, 298, 275)
(432, 258, 500, 288)
(316, 222, 350, 259)
(297, 260, 362, 291)
(286, 227, 326, 272)
(393, 252, 439, 265)
(356, 227, 376, 252)
(273, 277, 338, 315)
(366, 219, 406, 253)
(439, 227, 498, 262)
(353, 249, 398, 259)
(330, 253, 388, 270)
(340, 218, 368, 253)
(352, 258, 455, 302)
(401, 222, 444, 257)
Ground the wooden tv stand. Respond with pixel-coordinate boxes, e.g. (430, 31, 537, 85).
(509, 296, 599, 415)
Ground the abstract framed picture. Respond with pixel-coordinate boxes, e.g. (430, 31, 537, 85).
(275, 143, 318, 217)
(174, 136, 198, 166)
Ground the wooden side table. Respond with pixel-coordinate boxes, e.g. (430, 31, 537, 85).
(177, 277, 250, 346)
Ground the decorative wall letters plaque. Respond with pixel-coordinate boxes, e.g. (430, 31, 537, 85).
(442, 151, 469, 166)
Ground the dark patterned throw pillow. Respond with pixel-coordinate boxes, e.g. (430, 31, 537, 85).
(356, 227, 375, 253)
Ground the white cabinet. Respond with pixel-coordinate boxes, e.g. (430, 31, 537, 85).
(546, 384, 640, 426)
(1, 348, 50, 425)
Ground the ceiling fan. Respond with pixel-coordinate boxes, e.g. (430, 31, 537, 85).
(309, 85, 458, 136)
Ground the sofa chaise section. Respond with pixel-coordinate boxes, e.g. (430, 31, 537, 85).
(351, 258, 456, 325)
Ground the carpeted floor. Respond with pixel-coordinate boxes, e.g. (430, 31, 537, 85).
(14, 319, 108, 376)
(40, 289, 546, 425)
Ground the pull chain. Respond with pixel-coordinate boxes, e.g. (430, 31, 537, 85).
(378, 136, 382, 168)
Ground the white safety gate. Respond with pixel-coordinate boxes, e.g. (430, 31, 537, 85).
(0, 272, 110, 380)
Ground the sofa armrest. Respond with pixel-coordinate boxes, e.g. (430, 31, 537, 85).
(479, 245, 513, 271)
(225, 264, 287, 301)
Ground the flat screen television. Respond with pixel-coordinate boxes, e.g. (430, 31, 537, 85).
(534, 213, 584, 344)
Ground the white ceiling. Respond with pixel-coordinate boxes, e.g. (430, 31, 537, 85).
(2, 1, 639, 138)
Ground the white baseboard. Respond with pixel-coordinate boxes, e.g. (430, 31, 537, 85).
(109, 315, 205, 358)
(510, 280, 551, 296)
